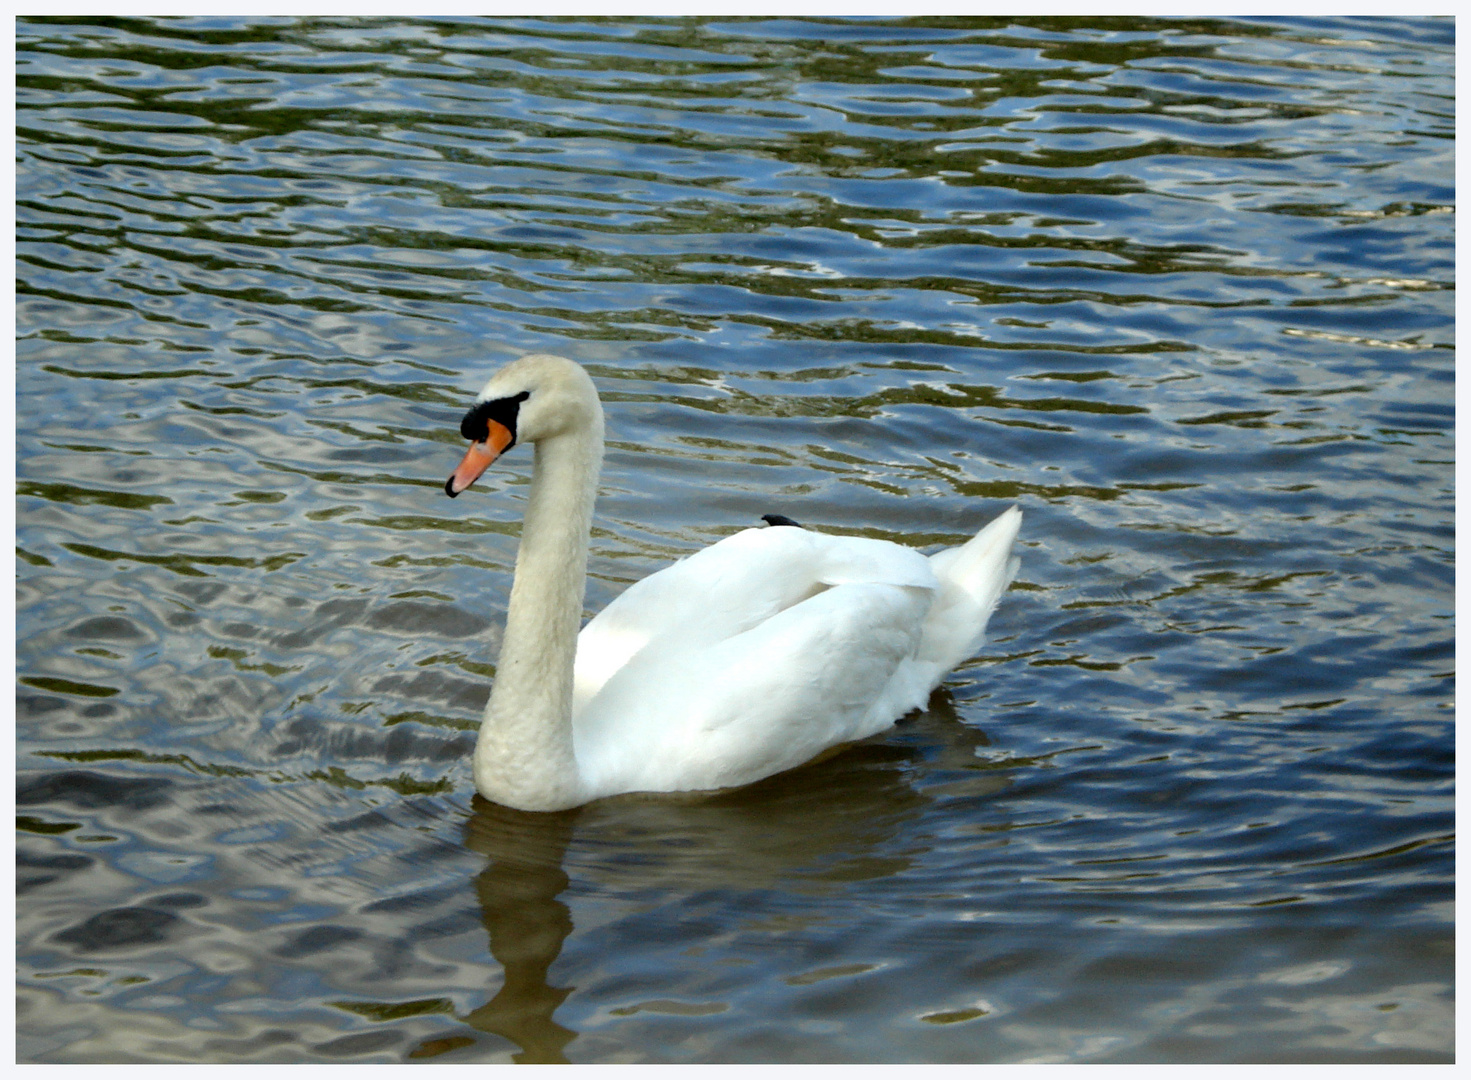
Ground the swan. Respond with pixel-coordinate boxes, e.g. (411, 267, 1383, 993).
(443, 354, 1022, 812)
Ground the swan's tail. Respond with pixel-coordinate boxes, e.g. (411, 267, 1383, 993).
(917, 506, 1022, 676)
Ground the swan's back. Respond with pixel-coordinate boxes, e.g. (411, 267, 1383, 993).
(569, 508, 1022, 799)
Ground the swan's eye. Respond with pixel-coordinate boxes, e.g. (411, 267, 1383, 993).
(460, 390, 530, 443)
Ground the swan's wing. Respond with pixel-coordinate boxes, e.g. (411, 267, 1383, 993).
(573, 526, 935, 713)
(575, 579, 935, 799)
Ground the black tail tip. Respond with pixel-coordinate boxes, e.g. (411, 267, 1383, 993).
(761, 513, 803, 528)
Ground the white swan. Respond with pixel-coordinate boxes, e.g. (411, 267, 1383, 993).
(443, 354, 1022, 812)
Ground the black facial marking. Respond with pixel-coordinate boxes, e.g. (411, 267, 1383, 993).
(460, 390, 530, 444)
(761, 513, 804, 529)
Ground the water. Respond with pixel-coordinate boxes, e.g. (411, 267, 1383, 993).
(15, 15, 1453, 1064)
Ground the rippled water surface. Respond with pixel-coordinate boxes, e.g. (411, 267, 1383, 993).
(15, 15, 1454, 1064)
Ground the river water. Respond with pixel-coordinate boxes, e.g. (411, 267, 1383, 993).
(16, 15, 1453, 1064)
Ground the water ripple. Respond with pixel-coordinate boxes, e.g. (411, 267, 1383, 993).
(17, 15, 1451, 1065)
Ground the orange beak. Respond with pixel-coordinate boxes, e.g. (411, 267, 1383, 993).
(445, 418, 515, 497)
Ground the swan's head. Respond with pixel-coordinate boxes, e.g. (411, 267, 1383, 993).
(445, 354, 601, 497)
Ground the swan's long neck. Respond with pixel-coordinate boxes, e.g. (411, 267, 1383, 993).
(474, 414, 603, 812)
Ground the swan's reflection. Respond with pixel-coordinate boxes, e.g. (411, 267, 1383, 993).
(455, 691, 1000, 1062)
(461, 806, 579, 1063)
